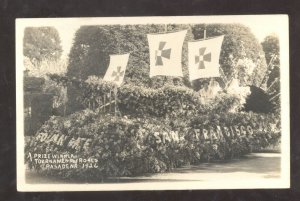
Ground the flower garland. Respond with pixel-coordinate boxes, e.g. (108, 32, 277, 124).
(25, 108, 280, 180)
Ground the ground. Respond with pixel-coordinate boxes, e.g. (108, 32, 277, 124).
(25, 153, 280, 184)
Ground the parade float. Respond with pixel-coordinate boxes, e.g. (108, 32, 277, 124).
(24, 24, 281, 181)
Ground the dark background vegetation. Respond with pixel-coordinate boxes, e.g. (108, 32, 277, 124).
(0, 0, 299, 201)
(66, 23, 268, 114)
(23, 27, 62, 64)
(68, 24, 266, 86)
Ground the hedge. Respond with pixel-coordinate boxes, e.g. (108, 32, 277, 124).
(25, 108, 280, 181)
(49, 74, 245, 118)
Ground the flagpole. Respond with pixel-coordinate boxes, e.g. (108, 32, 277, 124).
(114, 27, 122, 118)
(63, 84, 67, 117)
(204, 24, 207, 39)
(164, 24, 168, 86)
(114, 86, 117, 117)
(203, 24, 213, 87)
(103, 95, 106, 113)
(109, 89, 112, 113)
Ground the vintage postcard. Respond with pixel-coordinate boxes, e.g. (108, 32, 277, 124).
(16, 15, 289, 191)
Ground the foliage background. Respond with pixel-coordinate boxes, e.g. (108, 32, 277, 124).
(66, 23, 268, 114)
(192, 24, 267, 89)
(261, 34, 280, 113)
(24, 27, 63, 65)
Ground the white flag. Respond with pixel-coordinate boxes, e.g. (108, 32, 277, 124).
(103, 53, 130, 87)
(147, 30, 187, 78)
(188, 35, 224, 81)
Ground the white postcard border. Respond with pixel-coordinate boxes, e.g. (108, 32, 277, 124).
(16, 15, 290, 191)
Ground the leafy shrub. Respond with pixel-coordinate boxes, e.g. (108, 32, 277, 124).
(25, 108, 280, 180)
(49, 74, 246, 118)
(24, 57, 67, 78)
(66, 24, 195, 113)
(24, 57, 68, 116)
(23, 27, 62, 64)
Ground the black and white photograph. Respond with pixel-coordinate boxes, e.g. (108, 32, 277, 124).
(16, 15, 289, 191)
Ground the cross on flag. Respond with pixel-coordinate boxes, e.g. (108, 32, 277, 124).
(155, 41, 171, 66)
(147, 30, 187, 78)
(112, 66, 124, 81)
(195, 47, 211, 69)
(103, 53, 130, 87)
(188, 35, 224, 81)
